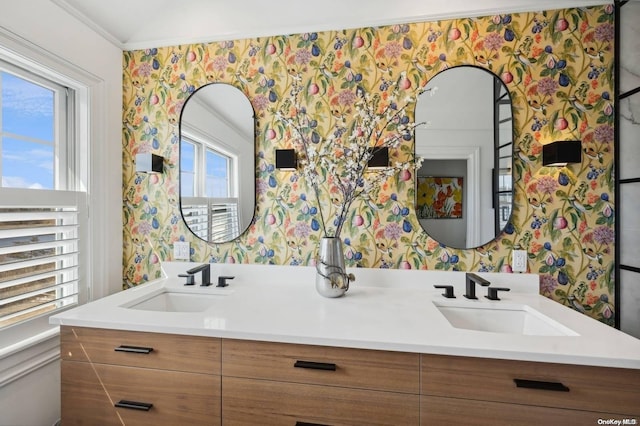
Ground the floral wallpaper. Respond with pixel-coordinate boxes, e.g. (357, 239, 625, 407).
(123, 4, 616, 325)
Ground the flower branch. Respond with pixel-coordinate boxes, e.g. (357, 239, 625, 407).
(276, 73, 426, 238)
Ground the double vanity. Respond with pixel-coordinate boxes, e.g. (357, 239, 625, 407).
(51, 262, 640, 425)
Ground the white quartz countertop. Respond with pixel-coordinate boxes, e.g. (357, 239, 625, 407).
(51, 262, 640, 369)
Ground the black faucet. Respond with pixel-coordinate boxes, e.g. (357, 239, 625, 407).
(179, 263, 211, 286)
(464, 273, 490, 299)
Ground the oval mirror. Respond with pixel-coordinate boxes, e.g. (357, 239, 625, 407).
(179, 83, 255, 243)
(415, 66, 513, 249)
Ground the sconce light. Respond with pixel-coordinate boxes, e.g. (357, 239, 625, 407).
(135, 153, 164, 173)
(542, 140, 582, 167)
(275, 149, 297, 171)
(367, 147, 389, 169)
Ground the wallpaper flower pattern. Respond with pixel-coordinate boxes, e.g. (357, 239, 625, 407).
(123, 5, 616, 325)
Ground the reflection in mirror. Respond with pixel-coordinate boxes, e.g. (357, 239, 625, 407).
(179, 83, 255, 243)
(415, 66, 513, 249)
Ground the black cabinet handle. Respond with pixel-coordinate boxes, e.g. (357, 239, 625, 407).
(294, 360, 336, 371)
(295, 422, 329, 426)
(114, 345, 154, 354)
(514, 378, 570, 392)
(115, 400, 153, 411)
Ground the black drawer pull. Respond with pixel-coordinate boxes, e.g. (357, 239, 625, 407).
(514, 378, 570, 392)
(294, 360, 336, 371)
(114, 345, 154, 354)
(295, 422, 329, 426)
(115, 400, 153, 411)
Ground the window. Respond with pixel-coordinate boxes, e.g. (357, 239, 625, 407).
(180, 135, 239, 242)
(0, 58, 87, 348)
(205, 148, 230, 197)
(180, 140, 196, 197)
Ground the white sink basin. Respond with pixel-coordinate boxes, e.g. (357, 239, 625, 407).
(434, 301, 578, 336)
(123, 290, 227, 312)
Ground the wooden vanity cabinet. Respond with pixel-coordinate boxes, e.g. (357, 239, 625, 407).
(420, 354, 640, 425)
(221, 339, 420, 425)
(60, 326, 221, 425)
(60, 327, 640, 425)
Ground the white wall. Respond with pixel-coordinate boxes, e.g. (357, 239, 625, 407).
(0, 1, 122, 424)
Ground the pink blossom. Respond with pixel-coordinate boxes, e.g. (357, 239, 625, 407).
(294, 49, 312, 65)
(337, 89, 357, 106)
(212, 56, 227, 72)
(540, 274, 557, 295)
(383, 223, 402, 240)
(536, 176, 558, 194)
(594, 125, 614, 144)
(484, 32, 504, 51)
(253, 94, 269, 111)
(593, 225, 614, 245)
(537, 77, 559, 96)
(383, 42, 402, 58)
(595, 23, 614, 42)
(293, 222, 312, 239)
(138, 63, 152, 77)
(137, 221, 152, 236)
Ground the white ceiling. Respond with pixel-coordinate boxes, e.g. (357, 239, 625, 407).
(52, 0, 609, 50)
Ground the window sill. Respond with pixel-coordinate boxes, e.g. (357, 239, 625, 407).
(0, 326, 60, 387)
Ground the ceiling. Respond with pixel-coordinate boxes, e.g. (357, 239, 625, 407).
(52, 0, 609, 50)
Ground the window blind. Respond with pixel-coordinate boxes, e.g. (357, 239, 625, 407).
(182, 197, 240, 242)
(0, 189, 84, 330)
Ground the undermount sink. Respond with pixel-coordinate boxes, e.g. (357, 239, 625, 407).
(123, 290, 228, 312)
(434, 301, 578, 336)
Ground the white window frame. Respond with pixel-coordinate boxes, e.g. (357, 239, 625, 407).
(0, 29, 103, 387)
(0, 62, 71, 190)
(181, 130, 237, 198)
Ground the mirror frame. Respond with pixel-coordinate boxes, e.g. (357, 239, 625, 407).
(178, 82, 256, 244)
(414, 65, 514, 249)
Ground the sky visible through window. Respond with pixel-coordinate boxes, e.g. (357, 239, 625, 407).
(1, 71, 55, 189)
(180, 139, 230, 198)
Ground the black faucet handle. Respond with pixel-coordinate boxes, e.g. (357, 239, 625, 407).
(434, 285, 456, 298)
(178, 274, 195, 286)
(217, 276, 235, 287)
(486, 287, 511, 301)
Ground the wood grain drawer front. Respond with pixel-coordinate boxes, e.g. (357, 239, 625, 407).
(61, 326, 220, 375)
(62, 360, 220, 426)
(222, 339, 419, 394)
(222, 376, 419, 426)
(421, 396, 626, 426)
(421, 354, 640, 416)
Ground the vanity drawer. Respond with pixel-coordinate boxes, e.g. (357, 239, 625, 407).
(421, 396, 622, 426)
(62, 360, 220, 426)
(421, 354, 640, 416)
(61, 326, 220, 374)
(222, 376, 419, 425)
(222, 339, 419, 393)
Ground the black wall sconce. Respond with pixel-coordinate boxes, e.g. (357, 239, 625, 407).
(367, 146, 389, 169)
(275, 149, 297, 171)
(135, 153, 163, 173)
(542, 140, 582, 167)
